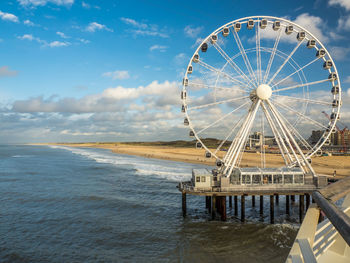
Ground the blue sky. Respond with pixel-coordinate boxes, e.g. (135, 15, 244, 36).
(0, 0, 350, 143)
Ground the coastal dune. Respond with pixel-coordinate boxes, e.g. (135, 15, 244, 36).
(48, 142, 350, 178)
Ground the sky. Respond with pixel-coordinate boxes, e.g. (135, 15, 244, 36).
(0, 0, 350, 143)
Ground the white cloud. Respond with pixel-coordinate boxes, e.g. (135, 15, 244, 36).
(47, 41, 70, 47)
(18, 34, 70, 48)
(120, 17, 169, 38)
(23, 19, 35, 26)
(293, 13, 328, 42)
(18, 34, 36, 41)
(102, 70, 130, 80)
(56, 31, 69, 38)
(78, 38, 90, 44)
(0, 66, 18, 77)
(184, 25, 203, 38)
(85, 22, 113, 32)
(82, 1, 90, 8)
(17, 0, 74, 7)
(329, 46, 350, 61)
(338, 16, 350, 31)
(344, 76, 350, 83)
(11, 80, 180, 113)
(0, 10, 19, 23)
(149, 45, 167, 52)
(120, 17, 147, 29)
(329, 0, 350, 10)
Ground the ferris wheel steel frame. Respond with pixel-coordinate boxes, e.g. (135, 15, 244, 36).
(181, 15, 342, 178)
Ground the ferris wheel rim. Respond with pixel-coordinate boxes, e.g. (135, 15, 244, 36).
(181, 15, 342, 166)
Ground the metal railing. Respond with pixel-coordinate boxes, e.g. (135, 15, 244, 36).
(287, 176, 350, 262)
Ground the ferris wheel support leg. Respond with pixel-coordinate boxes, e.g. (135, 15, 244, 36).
(227, 100, 261, 176)
(223, 107, 255, 174)
(261, 102, 290, 166)
(267, 100, 316, 176)
(223, 103, 256, 174)
(265, 101, 303, 169)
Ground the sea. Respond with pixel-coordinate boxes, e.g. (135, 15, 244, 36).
(0, 145, 300, 262)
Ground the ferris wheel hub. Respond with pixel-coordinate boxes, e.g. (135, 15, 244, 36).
(256, 84, 272, 100)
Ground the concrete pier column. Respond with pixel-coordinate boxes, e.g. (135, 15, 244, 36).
(275, 194, 279, 205)
(286, 195, 290, 215)
(241, 195, 245, 222)
(205, 196, 209, 209)
(306, 194, 310, 210)
(212, 195, 216, 219)
(229, 196, 232, 208)
(252, 195, 255, 207)
(182, 192, 186, 217)
(260, 195, 263, 215)
(291, 195, 295, 203)
(208, 196, 212, 213)
(217, 196, 221, 215)
(270, 195, 274, 224)
(299, 194, 305, 223)
(234, 196, 238, 216)
(221, 196, 227, 221)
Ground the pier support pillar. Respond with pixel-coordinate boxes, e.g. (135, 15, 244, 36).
(234, 196, 238, 216)
(212, 195, 216, 219)
(260, 195, 263, 215)
(241, 195, 245, 222)
(206, 196, 209, 209)
(270, 195, 274, 224)
(275, 194, 279, 205)
(229, 196, 232, 208)
(286, 195, 290, 216)
(291, 195, 295, 203)
(299, 194, 305, 223)
(208, 196, 212, 213)
(221, 196, 227, 221)
(252, 195, 255, 207)
(182, 192, 186, 217)
(306, 194, 310, 210)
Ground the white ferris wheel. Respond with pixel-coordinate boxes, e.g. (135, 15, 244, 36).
(181, 16, 342, 177)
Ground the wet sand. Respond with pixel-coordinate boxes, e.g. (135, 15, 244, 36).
(43, 143, 350, 178)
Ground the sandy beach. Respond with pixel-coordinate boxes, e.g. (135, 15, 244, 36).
(41, 142, 350, 178)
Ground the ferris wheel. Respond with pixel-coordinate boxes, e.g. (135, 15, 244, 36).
(181, 16, 342, 177)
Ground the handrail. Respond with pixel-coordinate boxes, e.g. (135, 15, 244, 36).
(312, 191, 350, 246)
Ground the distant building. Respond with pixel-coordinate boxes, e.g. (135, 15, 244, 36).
(247, 132, 276, 148)
(309, 129, 350, 146)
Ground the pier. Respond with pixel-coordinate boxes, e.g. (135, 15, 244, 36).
(178, 167, 327, 223)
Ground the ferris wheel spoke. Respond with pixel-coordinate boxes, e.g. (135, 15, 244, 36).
(223, 101, 257, 166)
(267, 100, 316, 174)
(263, 29, 282, 84)
(197, 59, 248, 87)
(255, 21, 262, 85)
(266, 101, 303, 166)
(273, 94, 332, 106)
(213, 115, 245, 155)
(232, 28, 259, 87)
(188, 82, 248, 93)
(273, 78, 330, 93)
(261, 101, 292, 165)
(273, 104, 313, 151)
(226, 100, 261, 175)
(272, 99, 328, 130)
(267, 40, 304, 85)
(189, 95, 250, 110)
(271, 57, 320, 88)
(212, 42, 256, 89)
(196, 100, 250, 135)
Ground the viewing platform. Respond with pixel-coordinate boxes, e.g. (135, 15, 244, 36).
(178, 167, 329, 223)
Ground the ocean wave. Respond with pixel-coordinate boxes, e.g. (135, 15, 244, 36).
(48, 145, 192, 182)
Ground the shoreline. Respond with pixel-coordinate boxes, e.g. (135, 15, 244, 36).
(37, 142, 350, 178)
